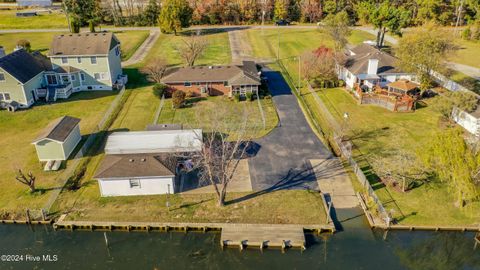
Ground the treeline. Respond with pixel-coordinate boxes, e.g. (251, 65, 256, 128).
(66, 0, 480, 28)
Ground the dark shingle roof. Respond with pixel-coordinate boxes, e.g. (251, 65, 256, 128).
(344, 44, 402, 75)
(0, 49, 47, 83)
(161, 61, 261, 85)
(94, 154, 177, 179)
(49, 32, 120, 56)
(33, 116, 80, 143)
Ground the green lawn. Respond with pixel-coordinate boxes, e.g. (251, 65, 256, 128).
(448, 69, 480, 94)
(312, 88, 480, 226)
(247, 28, 376, 60)
(449, 38, 480, 68)
(140, 29, 232, 67)
(0, 30, 150, 61)
(0, 92, 117, 216)
(0, 10, 68, 29)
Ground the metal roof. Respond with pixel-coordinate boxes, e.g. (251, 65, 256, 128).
(104, 129, 203, 155)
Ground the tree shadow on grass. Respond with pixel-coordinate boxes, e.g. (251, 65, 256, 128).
(170, 199, 214, 211)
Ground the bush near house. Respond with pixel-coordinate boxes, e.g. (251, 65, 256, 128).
(152, 83, 167, 98)
(172, 90, 186, 108)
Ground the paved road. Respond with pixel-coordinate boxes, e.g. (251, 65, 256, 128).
(121, 29, 160, 66)
(248, 70, 332, 191)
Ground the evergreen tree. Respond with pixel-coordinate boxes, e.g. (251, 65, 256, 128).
(159, 0, 193, 34)
(144, 0, 160, 26)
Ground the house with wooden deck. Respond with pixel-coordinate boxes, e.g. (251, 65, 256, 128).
(161, 61, 261, 97)
(0, 32, 127, 111)
(338, 44, 417, 91)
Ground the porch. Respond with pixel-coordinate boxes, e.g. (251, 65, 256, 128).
(35, 83, 73, 102)
(231, 84, 259, 97)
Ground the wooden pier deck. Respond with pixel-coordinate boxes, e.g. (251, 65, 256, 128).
(220, 224, 306, 250)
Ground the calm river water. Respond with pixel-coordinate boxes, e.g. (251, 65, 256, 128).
(0, 208, 479, 270)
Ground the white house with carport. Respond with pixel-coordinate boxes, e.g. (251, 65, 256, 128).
(32, 116, 81, 171)
(95, 129, 203, 197)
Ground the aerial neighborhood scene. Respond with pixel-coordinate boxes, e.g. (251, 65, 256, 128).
(0, 0, 479, 269)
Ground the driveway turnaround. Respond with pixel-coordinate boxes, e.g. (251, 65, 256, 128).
(248, 70, 332, 191)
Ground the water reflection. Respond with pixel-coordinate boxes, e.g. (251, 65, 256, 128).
(0, 223, 479, 269)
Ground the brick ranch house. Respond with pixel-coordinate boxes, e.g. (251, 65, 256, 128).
(161, 61, 261, 97)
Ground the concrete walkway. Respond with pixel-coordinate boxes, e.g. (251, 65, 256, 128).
(310, 159, 358, 209)
(228, 29, 254, 63)
(121, 29, 160, 66)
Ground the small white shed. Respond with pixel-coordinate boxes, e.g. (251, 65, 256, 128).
(95, 154, 177, 197)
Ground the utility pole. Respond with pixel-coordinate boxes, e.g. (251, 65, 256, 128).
(63, 1, 72, 33)
(261, 0, 266, 36)
(277, 27, 280, 60)
(454, 0, 464, 37)
(298, 56, 301, 89)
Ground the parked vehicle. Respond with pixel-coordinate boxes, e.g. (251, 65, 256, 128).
(275, 20, 290, 26)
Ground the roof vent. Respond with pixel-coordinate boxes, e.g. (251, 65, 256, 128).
(129, 159, 134, 162)
(209, 66, 213, 69)
(141, 158, 146, 162)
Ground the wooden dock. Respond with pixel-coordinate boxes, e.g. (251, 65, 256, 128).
(220, 224, 306, 250)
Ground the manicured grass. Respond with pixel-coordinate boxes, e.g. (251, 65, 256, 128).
(0, 92, 117, 215)
(0, 30, 150, 61)
(0, 9, 68, 29)
(312, 88, 480, 226)
(247, 28, 376, 60)
(141, 29, 232, 67)
(53, 189, 327, 224)
(157, 96, 279, 139)
(450, 38, 480, 68)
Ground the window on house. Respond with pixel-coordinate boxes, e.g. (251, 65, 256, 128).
(80, 73, 86, 81)
(3, 92, 10, 100)
(115, 46, 120, 56)
(61, 75, 70, 84)
(94, 73, 101, 80)
(90, 56, 97, 64)
(223, 81, 228, 86)
(0, 93, 3, 100)
(61, 57, 68, 64)
(77, 57, 82, 63)
(129, 179, 140, 188)
(70, 74, 76, 81)
(184, 82, 191, 87)
(0, 73, 5, 82)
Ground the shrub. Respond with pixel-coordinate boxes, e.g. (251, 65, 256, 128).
(462, 27, 472, 40)
(152, 83, 167, 98)
(338, 80, 345, 87)
(234, 93, 240, 102)
(16, 39, 31, 52)
(88, 20, 95, 33)
(246, 92, 253, 101)
(186, 90, 194, 98)
(172, 90, 186, 108)
(71, 19, 80, 33)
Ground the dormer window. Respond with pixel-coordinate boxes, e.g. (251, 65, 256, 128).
(90, 56, 97, 64)
(77, 57, 82, 63)
(61, 57, 68, 64)
(0, 73, 5, 82)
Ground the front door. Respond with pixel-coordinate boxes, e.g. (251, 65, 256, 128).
(46, 74, 57, 85)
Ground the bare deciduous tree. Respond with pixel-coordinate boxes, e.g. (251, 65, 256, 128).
(15, 169, 36, 193)
(183, 103, 258, 206)
(176, 32, 209, 67)
(141, 57, 168, 83)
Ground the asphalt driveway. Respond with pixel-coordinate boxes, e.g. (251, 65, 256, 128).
(248, 70, 332, 191)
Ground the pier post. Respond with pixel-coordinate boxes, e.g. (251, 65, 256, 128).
(25, 209, 31, 224)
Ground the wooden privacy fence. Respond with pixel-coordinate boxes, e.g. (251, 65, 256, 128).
(278, 59, 391, 226)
